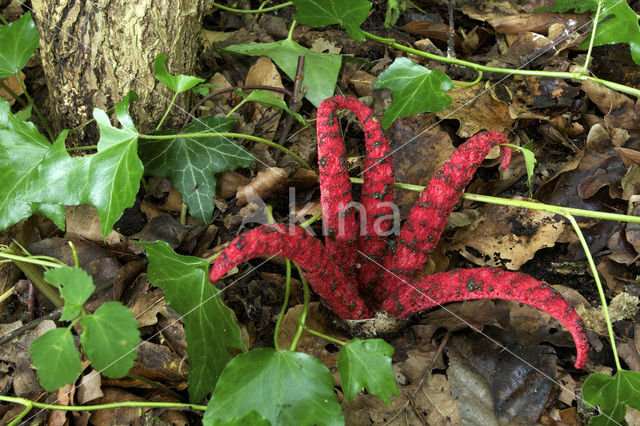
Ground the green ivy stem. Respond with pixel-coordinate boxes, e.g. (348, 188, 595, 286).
(580, 0, 603, 77)
(352, 177, 640, 224)
(289, 263, 310, 351)
(0, 14, 8, 24)
(226, 97, 249, 118)
(265, 205, 293, 351)
(211, 1, 293, 14)
(15, 75, 54, 140)
(0, 395, 207, 426)
(287, 19, 297, 41)
(564, 213, 621, 371)
(0, 285, 14, 304)
(205, 251, 221, 264)
(362, 31, 640, 99)
(6, 398, 31, 426)
(0, 251, 64, 269)
(274, 259, 292, 351)
(0, 78, 28, 107)
(156, 91, 178, 131)
(298, 211, 322, 228)
(180, 202, 188, 225)
(138, 132, 312, 169)
(68, 241, 79, 267)
(453, 70, 483, 87)
(0, 245, 64, 307)
(301, 324, 347, 346)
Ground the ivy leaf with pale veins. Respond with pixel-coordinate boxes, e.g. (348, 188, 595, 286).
(337, 338, 399, 405)
(0, 98, 65, 231)
(44, 266, 95, 321)
(373, 57, 453, 129)
(23, 101, 143, 237)
(139, 116, 254, 224)
(582, 370, 640, 425)
(80, 302, 140, 378)
(0, 12, 40, 78)
(203, 349, 343, 426)
(139, 241, 245, 403)
(225, 39, 342, 107)
(30, 327, 83, 391)
(291, 0, 371, 41)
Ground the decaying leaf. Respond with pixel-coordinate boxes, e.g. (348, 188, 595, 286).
(236, 167, 288, 205)
(451, 203, 565, 269)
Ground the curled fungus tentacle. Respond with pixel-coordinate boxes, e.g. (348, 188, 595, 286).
(210, 96, 589, 369)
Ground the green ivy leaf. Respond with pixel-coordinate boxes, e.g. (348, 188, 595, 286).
(0, 98, 65, 231)
(192, 83, 217, 97)
(501, 142, 537, 198)
(535, 0, 598, 13)
(580, 0, 640, 66)
(291, 0, 371, 42)
(0, 12, 40, 78)
(373, 57, 453, 129)
(24, 101, 143, 237)
(30, 327, 83, 391)
(139, 241, 245, 403)
(80, 302, 140, 378)
(203, 349, 343, 426)
(239, 89, 308, 126)
(154, 54, 205, 93)
(582, 370, 640, 425)
(44, 266, 95, 321)
(225, 39, 342, 107)
(218, 411, 271, 426)
(139, 116, 254, 224)
(337, 338, 399, 405)
(384, 0, 408, 28)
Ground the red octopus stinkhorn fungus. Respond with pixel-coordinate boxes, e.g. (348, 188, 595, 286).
(210, 96, 589, 369)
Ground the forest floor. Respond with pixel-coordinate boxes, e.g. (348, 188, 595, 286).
(2, 0, 640, 424)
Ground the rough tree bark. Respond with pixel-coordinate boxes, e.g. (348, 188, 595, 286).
(31, 0, 206, 146)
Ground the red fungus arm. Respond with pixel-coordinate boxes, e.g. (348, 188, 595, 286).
(317, 96, 395, 294)
(381, 132, 511, 287)
(380, 268, 588, 369)
(209, 224, 370, 319)
(317, 97, 360, 276)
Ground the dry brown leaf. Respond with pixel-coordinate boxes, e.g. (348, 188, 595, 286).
(245, 57, 284, 140)
(76, 370, 103, 405)
(581, 79, 640, 130)
(451, 203, 565, 269)
(130, 288, 166, 327)
(291, 200, 322, 224)
(89, 388, 149, 425)
(343, 69, 376, 98)
(387, 114, 456, 216)
(0, 72, 24, 104)
(65, 205, 121, 244)
(236, 167, 288, 205)
(48, 384, 74, 426)
(435, 83, 514, 138)
(617, 147, 640, 169)
(217, 170, 250, 199)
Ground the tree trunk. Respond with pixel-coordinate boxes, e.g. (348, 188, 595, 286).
(31, 0, 206, 146)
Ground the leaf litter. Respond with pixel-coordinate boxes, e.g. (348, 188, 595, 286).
(2, 0, 640, 424)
